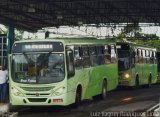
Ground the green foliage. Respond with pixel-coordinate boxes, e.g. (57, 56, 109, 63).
(45, 31, 49, 39)
(127, 39, 160, 50)
(142, 34, 159, 40)
(15, 30, 24, 41)
(116, 23, 160, 51)
(121, 23, 142, 37)
(0, 25, 8, 34)
(117, 33, 126, 39)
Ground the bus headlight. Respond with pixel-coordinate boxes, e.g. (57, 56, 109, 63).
(12, 87, 23, 96)
(124, 73, 130, 79)
(53, 87, 65, 96)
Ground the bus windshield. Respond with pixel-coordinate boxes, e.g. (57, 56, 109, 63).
(118, 50, 130, 71)
(11, 53, 65, 84)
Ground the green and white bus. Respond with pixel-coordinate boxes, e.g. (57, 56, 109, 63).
(9, 38, 118, 106)
(117, 42, 157, 87)
(157, 52, 160, 81)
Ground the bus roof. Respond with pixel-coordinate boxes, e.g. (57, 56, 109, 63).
(14, 37, 115, 45)
(116, 42, 156, 51)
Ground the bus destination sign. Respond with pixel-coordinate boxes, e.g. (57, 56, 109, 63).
(12, 42, 64, 53)
(24, 44, 53, 50)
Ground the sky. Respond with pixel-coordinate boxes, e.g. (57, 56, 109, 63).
(0, 24, 160, 39)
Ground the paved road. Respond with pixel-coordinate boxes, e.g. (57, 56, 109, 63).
(17, 84, 160, 117)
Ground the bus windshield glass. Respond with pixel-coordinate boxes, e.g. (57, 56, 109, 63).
(117, 50, 130, 71)
(11, 53, 65, 84)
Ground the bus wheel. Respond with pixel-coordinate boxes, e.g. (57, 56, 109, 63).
(100, 80, 107, 99)
(147, 75, 152, 88)
(135, 76, 140, 88)
(75, 87, 81, 107)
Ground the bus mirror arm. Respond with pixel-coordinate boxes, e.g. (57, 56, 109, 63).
(68, 71, 75, 77)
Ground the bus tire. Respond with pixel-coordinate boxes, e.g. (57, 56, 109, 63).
(147, 75, 152, 88)
(74, 86, 82, 107)
(100, 80, 107, 100)
(135, 76, 140, 88)
(93, 80, 107, 100)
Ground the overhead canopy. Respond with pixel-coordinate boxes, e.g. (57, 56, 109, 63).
(0, 0, 160, 32)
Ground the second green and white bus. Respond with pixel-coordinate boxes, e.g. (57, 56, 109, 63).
(117, 42, 157, 87)
(9, 38, 118, 106)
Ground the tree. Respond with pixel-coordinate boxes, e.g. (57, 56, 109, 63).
(117, 33, 126, 40)
(0, 25, 8, 34)
(15, 29, 24, 41)
(143, 34, 159, 40)
(121, 23, 142, 38)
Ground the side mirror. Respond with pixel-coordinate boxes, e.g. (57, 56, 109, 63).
(66, 50, 75, 77)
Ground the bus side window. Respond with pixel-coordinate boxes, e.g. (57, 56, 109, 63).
(89, 46, 98, 66)
(110, 44, 117, 63)
(82, 46, 90, 68)
(148, 51, 151, 63)
(66, 50, 75, 77)
(149, 51, 152, 64)
(104, 45, 111, 64)
(132, 50, 136, 64)
(142, 50, 146, 63)
(146, 50, 149, 63)
(150, 51, 154, 64)
(154, 51, 156, 64)
(144, 50, 146, 63)
(97, 46, 104, 65)
(139, 49, 143, 63)
(74, 46, 82, 69)
(135, 49, 139, 63)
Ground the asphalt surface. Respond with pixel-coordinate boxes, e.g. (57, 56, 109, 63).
(13, 84, 160, 117)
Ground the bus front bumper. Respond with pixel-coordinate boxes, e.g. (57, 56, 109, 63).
(119, 80, 130, 86)
(10, 93, 70, 106)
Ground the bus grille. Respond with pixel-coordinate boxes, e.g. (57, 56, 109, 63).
(26, 93, 50, 96)
(21, 87, 54, 91)
(28, 98, 47, 102)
